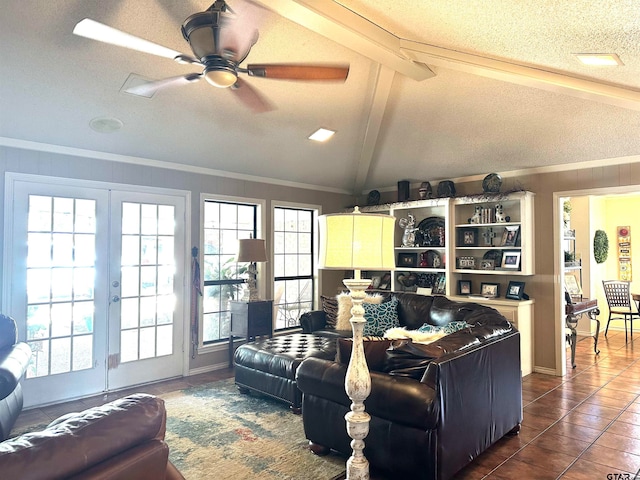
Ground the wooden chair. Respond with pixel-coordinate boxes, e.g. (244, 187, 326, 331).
(602, 280, 640, 342)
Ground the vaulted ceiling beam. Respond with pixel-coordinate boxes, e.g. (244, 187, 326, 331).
(252, 0, 435, 81)
(353, 65, 395, 194)
(400, 39, 640, 111)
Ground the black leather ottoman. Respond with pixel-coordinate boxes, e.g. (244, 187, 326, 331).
(233, 333, 337, 413)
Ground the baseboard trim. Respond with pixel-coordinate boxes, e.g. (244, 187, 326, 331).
(187, 362, 230, 376)
(533, 366, 559, 376)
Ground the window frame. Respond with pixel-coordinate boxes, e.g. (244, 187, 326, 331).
(199, 194, 265, 351)
(271, 201, 321, 332)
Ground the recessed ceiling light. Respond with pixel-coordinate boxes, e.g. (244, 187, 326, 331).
(308, 128, 335, 142)
(574, 53, 623, 67)
(89, 116, 123, 133)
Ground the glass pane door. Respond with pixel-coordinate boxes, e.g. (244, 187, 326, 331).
(4, 174, 187, 407)
(7, 179, 109, 407)
(107, 192, 185, 390)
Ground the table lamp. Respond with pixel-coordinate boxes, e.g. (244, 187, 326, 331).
(237, 238, 267, 301)
(317, 206, 395, 479)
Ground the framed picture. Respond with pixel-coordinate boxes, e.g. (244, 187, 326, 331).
(564, 273, 582, 296)
(432, 274, 447, 294)
(456, 256, 476, 269)
(458, 280, 472, 295)
(370, 276, 381, 289)
(397, 252, 417, 268)
(479, 259, 495, 270)
(480, 282, 500, 298)
(501, 250, 521, 269)
(501, 226, 520, 246)
(458, 227, 478, 247)
(506, 281, 526, 300)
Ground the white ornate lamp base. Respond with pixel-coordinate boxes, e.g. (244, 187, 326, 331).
(342, 277, 372, 480)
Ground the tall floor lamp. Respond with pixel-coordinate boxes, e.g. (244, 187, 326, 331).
(318, 207, 396, 480)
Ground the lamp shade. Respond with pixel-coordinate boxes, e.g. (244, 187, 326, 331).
(237, 238, 267, 263)
(318, 207, 396, 270)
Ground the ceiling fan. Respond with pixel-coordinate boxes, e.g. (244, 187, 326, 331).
(73, 0, 349, 113)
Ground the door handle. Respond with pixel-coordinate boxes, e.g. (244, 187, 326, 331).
(111, 295, 120, 303)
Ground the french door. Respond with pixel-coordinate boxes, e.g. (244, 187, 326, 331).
(3, 174, 188, 407)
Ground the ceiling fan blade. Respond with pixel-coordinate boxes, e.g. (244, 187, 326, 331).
(246, 64, 349, 81)
(230, 78, 274, 113)
(73, 19, 200, 64)
(125, 73, 202, 96)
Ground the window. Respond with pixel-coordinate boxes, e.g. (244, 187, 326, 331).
(202, 200, 257, 343)
(273, 206, 315, 330)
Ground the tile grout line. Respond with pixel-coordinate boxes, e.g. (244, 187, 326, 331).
(480, 336, 640, 478)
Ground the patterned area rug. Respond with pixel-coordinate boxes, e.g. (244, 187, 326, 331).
(164, 378, 346, 479)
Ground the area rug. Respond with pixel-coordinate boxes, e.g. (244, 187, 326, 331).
(164, 378, 346, 479)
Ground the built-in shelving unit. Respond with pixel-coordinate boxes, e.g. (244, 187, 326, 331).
(361, 191, 535, 376)
(361, 191, 535, 294)
(362, 198, 450, 294)
(451, 191, 535, 277)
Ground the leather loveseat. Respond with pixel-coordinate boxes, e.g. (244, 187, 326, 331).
(0, 393, 185, 480)
(0, 313, 32, 441)
(296, 293, 523, 480)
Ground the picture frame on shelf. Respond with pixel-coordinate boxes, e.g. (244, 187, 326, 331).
(397, 252, 417, 268)
(432, 274, 446, 295)
(370, 276, 381, 289)
(456, 256, 476, 269)
(458, 227, 478, 247)
(480, 282, 500, 298)
(501, 250, 521, 269)
(501, 226, 520, 246)
(506, 281, 526, 300)
(480, 259, 495, 270)
(458, 280, 472, 295)
(564, 273, 582, 297)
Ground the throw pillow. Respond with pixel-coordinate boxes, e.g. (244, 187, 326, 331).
(417, 321, 470, 335)
(321, 295, 339, 329)
(363, 297, 400, 336)
(336, 293, 383, 331)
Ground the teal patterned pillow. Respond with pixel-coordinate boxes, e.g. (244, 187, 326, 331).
(418, 321, 470, 335)
(363, 297, 399, 336)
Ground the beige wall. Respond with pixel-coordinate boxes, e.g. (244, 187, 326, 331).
(0, 146, 354, 373)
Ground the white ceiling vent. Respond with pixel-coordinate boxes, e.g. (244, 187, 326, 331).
(120, 73, 156, 98)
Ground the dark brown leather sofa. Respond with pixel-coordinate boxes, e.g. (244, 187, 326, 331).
(0, 313, 32, 441)
(296, 294, 523, 480)
(0, 393, 185, 480)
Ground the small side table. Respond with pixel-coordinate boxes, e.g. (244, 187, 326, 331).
(565, 298, 600, 369)
(229, 300, 273, 367)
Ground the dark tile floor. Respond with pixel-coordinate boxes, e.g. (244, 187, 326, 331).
(454, 329, 640, 479)
(13, 330, 640, 479)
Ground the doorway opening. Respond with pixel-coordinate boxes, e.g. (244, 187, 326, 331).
(554, 185, 640, 376)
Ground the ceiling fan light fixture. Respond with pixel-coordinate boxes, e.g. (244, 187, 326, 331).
(204, 67, 237, 88)
(181, 2, 232, 60)
(574, 53, 623, 67)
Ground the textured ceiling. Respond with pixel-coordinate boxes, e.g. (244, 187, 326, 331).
(2, 1, 640, 194)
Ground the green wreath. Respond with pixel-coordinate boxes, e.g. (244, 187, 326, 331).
(593, 230, 609, 264)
